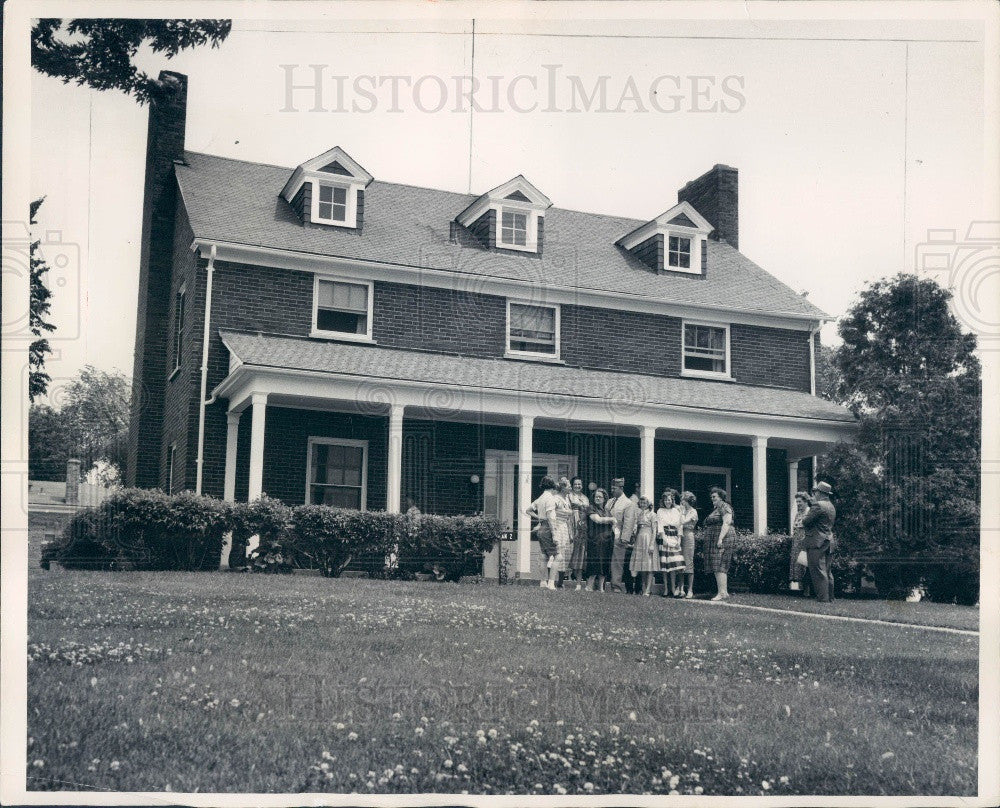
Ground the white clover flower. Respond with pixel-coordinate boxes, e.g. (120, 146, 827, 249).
(762, 780, 771, 790)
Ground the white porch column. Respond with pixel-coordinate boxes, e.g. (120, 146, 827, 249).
(640, 425, 656, 503)
(223, 411, 240, 502)
(386, 403, 405, 513)
(517, 415, 534, 577)
(247, 393, 268, 501)
(752, 435, 769, 535)
(787, 457, 800, 533)
(219, 411, 241, 569)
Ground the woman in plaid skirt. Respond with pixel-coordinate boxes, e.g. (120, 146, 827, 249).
(703, 486, 735, 601)
(656, 489, 686, 597)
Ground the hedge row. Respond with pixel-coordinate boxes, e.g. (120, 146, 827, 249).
(42, 489, 505, 580)
(691, 531, 978, 605)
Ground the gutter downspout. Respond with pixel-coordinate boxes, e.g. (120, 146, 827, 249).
(195, 244, 217, 495)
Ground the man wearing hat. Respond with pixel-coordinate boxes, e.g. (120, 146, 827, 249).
(801, 481, 837, 603)
(607, 477, 638, 593)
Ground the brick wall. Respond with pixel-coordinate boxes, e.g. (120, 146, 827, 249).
(731, 323, 812, 393)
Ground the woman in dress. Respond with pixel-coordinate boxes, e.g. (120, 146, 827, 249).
(656, 489, 685, 597)
(678, 491, 699, 598)
(547, 476, 575, 588)
(788, 491, 812, 597)
(629, 496, 662, 596)
(704, 486, 736, 601)
(584, 488, 615, 592)
(525, 476, 559, 589)
(567, 476, 591, 589)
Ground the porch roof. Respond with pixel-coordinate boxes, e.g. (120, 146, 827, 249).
(219, 330, 856, 425)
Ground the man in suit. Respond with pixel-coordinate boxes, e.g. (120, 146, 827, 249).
(801, 481, 837, 603)
(607, 477, 638, 593)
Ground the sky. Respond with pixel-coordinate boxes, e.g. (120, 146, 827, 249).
(29, 15, 989, 400)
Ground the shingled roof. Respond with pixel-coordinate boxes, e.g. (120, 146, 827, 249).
(177, 151, 828, 320)
(219, 330, 854, 424)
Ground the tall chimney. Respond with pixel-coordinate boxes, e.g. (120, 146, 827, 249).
(677, 164, 739, 249)
(65, 458, 81, 506)
(126, 71, 188, 489)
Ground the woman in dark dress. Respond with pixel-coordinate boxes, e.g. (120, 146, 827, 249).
(583, 488, 615, 592)
(567, 476, 591, 588)
(703, 486, 735, 601)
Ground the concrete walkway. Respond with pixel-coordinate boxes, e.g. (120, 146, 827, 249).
(687, 598, 978, 636)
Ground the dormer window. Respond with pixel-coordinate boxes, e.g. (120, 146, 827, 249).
(317, 184, 348, 223)
(668, 235, 692, 269)
(456, 175, 552, 255)
(281, 146, 373, 230)
(617, 201, 712, 276)
(501, 210, 528, 247)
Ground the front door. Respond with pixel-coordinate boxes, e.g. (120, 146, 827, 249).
(681, 465, 731, 524)
(482, 451, 576, 578)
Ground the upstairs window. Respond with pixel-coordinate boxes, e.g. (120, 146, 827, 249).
(508, 302, 559, 358)
(316, 184, 348, 223)
(668, 235, 692, 269)
(171, 283, 186, 374)
(501, 210, 528, 247)
(313, 277, 373, 340)
(683, 322, 729, 377)
(307, 438, 367, 509)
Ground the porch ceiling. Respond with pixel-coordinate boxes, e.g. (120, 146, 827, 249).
(218, 330, 855, 431)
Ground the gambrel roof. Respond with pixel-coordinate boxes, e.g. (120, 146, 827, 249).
(175, 151, 828, 320)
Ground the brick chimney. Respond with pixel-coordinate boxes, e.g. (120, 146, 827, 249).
(677, 164, 739, 249)
(65, 458, 81, 506)
(126, 71, 188, 488)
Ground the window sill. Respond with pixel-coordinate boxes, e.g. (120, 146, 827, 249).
(680, 370, 735, 382)
(310, 331, 377, 344)
(504, 351, 565, 365)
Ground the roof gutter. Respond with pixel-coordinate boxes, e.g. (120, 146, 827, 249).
(194, 243, 217, 495)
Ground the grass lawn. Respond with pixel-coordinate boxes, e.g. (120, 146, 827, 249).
(26, 570, 978, 796)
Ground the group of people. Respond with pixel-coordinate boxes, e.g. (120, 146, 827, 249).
(525, 475, 838, 603)
(525, 475, 738, 600)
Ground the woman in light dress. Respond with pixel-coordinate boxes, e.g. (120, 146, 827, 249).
(629, 495, 662, 596)
(567, 476, 591, 588)
(656, 489, 686, 597)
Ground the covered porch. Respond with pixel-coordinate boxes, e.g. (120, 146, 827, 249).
(212, 331, 856, 577)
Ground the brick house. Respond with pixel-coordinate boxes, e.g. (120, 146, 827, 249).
(126, 71, 855, 577)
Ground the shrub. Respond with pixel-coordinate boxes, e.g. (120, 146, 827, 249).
(395, 513, 506, 581)
(226, 495, 293, 569)
(289, 506, 403, 576)
(51, 488, 228, 571)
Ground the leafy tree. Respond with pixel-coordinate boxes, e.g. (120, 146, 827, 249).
(29, 199, 56, 402)
(813, 343, 839, 401)
(820, 273, 980, 601)
(31, 19, 232, 104)
(28, 366, 132, 482)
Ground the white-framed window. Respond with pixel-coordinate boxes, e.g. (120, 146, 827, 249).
(305, 437, 368, 509)
(682, 321, 731, 378)
(506, 300, 560, 359)
(311, 276, 374, 340)
(171, 282, 186, 375)
(501, 210, 528, 247)
(311, 180, 357, 227)
(668, 235, 692, 269)
(167, 443, 177, 494)
(495, 207, 540, 253)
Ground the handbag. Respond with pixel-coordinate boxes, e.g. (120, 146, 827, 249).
(796, 550, 808, 567)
